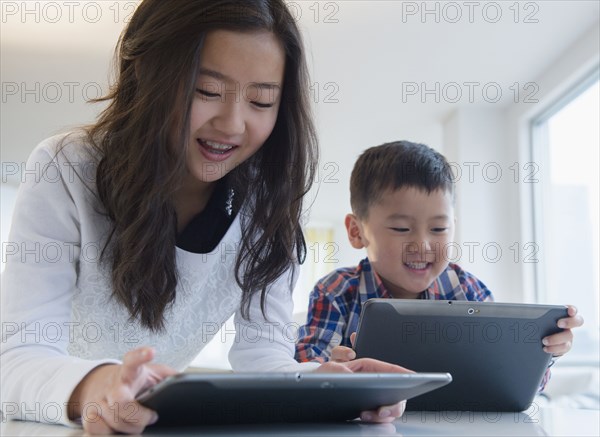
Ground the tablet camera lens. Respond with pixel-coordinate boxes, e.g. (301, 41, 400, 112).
(468, 308, 475, 315)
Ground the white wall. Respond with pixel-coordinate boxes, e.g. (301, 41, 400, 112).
(2, 3, 598, 302)
(507, 23, 600, 302)
(443, 108, 518, 301)
(1, 2, 599, 372)
(433, 23, 600, 303)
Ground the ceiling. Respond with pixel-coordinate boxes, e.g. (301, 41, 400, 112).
(300, 1, 600, 118)
(1, 1, 598, 162)
(2, 1, 598, 112)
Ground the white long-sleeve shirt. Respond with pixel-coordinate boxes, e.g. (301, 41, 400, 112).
(0, 134, 318, 426)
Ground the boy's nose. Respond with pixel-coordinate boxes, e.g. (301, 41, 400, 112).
(415, 238, 434, 257)
(422, 239, 433, 252)
(404, 238, 435, 259)
(419, 238, 432, 254)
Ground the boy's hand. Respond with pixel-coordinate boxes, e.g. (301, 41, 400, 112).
(331, 332, 357, 362)
(327, 332, 411, 423)
(331, 345, 356, 362)
(542, 305, 584, 356)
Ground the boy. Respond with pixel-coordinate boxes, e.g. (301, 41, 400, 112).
(295, 141, 581, 371)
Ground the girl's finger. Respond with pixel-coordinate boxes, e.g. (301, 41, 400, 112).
(149, 363, 179, 379)
(360, 409, 395, 423)
(120, 347, 155, 385)
(315, 361, 353, 374)
(95, 399, 153, 435)
(83, 414, 114, 436)
(346, 358, 414, 374)
(81, 400, 116, 435)
(376, 400, 406, 419)
(104, 394, 157, 427)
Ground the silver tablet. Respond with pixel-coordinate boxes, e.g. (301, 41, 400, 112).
(354, 299, 568, 411)
(137, 371, 452, 425)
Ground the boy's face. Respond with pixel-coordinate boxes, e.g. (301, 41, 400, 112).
(345, 187, 455, 299)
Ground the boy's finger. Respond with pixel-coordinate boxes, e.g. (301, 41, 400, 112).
(557, 314, 584, 329)
(544, 343, 571, 356)
(542, 330, 572, 347)
(350, 332, 357, 347)
(566, 305, 578, 317)
(331, 346, 355, 362)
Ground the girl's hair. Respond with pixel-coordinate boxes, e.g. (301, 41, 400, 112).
(86, 0, 317, 331)
(350, 141, 454, 220)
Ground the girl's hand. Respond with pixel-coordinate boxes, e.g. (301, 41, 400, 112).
(68, 346, 177, 435)
(542, 305, 584, 357)
(324, 332, 413, 423)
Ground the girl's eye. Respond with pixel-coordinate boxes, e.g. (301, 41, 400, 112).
(432, 228, 448, 233)
(391, 227, 409, 233)
(196, 88, 220, 98)
(251, 101, 275, 109)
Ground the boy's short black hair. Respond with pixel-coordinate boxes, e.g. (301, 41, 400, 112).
(350, 140, 455, 219)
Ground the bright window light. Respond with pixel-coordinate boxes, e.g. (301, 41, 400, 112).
(532, 75, 599, 365)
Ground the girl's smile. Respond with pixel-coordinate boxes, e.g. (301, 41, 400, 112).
(186, 30, 285, 186)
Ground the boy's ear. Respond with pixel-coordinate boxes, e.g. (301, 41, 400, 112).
(345, 213, 365, 249)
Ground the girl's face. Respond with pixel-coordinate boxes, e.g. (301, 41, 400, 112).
(186, 30, 285, 186)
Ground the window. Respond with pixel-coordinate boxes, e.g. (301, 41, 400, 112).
(293, 224, 337, 323)
(531, 70, 599, 365)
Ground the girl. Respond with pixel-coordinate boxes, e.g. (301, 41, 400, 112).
(0, 0, 408, 434)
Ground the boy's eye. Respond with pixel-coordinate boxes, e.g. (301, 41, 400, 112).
(432, 228, 448, 233)
(196, 88, 220, 98)
(251, 101, 275, 109)
(391, 227, 410, 233)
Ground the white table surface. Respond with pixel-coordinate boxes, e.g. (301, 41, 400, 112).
(1, 407, 598, 436)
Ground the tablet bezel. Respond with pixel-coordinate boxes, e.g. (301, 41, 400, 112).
(354, 299, 568, 412)
(136, 371, 452, 425)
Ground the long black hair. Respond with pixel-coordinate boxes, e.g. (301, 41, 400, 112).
(86, 0, 318, 331)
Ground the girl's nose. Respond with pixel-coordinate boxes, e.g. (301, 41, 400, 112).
(213, 98, 245, 137)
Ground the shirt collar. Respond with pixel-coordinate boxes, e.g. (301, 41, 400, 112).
(357, 258, 391, 306)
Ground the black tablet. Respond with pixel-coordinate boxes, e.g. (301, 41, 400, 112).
(354, 299, 567, 412)
(136, 372, 452, 425)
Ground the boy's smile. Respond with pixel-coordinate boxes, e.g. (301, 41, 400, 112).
(345, 187, 455, 299)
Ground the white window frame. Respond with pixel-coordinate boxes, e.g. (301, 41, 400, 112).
(529, 66, 600, 366)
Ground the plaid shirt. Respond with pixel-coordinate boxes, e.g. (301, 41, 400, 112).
(295, 258, 551, 390)
(295, 257, 492, 362)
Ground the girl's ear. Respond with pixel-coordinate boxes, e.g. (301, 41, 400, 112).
(345, 213, 365, 249)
